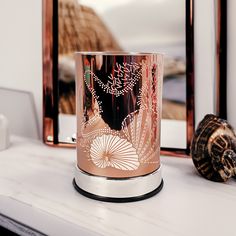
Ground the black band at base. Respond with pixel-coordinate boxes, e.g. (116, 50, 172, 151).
(72, 178, 164, 203)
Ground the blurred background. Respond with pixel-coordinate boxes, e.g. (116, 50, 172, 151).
(58, 0, 186, 121)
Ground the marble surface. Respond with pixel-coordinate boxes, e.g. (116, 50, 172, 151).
(0, 136, 236, 236)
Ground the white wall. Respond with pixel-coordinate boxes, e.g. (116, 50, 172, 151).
(0, 0, 42, 137)
(80, 0, 185, 57)
(194, 0, 215, 126)
(227, 0, 236, 129)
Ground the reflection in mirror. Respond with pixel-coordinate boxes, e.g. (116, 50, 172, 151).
(57, 0, 187, 149)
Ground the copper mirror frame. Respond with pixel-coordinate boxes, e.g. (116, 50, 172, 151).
(42, 0, 226, 156)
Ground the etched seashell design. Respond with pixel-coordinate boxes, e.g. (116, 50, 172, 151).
(90, 134, 140, 170)
(121, 109, 159, 164)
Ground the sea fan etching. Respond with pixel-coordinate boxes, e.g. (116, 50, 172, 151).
(90, 134, 140, 170)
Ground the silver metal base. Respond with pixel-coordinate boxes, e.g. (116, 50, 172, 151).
(74, 165, 163, 200)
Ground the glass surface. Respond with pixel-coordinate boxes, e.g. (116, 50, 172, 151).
(57, 0, 186, 149)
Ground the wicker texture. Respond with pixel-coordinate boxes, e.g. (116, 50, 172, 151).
(59, 0, 121, 55)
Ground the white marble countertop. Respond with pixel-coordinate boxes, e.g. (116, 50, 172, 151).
(0, 136, 236, 236)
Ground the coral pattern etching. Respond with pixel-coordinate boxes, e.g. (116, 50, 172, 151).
(84, 62, 142, 97)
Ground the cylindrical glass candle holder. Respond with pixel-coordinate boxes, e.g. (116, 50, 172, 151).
(74, 52, 164, 202)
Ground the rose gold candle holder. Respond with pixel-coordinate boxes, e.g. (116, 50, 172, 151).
(73, 52, 164, 202)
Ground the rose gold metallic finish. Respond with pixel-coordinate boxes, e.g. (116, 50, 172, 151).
(75, 53, 163, 177)
(43, 0, 194, 157)
(186, 0, 195, 153)
(42, 0, 54, 146)
(43, 0, 229, 157)
(215, 0, 221, 116)
(160, 0, 194, 156)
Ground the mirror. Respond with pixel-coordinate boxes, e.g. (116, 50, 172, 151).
(43, 0, 194, 155)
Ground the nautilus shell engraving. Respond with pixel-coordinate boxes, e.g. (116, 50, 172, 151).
(90, 134, 140, 170)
